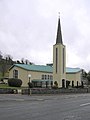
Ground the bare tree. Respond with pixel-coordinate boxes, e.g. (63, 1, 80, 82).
(25, 59, 30, 64)
(4, 54, 13, 64)
(21, 58, 25, 64)
(16, 60, 21, 64)
(0, 51, 3, 60)
(1, 60, 7, 77)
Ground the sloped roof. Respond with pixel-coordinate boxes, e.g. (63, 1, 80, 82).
(10, 64, 53, 73)
(66, 67, 81, 73)
(10, 64, 82, 74)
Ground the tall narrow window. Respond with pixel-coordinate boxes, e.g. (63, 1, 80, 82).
(62, 79, 65, 88)
(42, 75, 44, 79)
(72, 81, 74, 87)
(56, 48, 58, 73)
(50, 75, 53, 80)
(13, 70, 18, 78)
(63, 48, 64, 73)
(45, 75, 47, 79)
(48, 75, 49, 79)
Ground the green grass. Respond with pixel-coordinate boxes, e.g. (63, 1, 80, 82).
(0, 84, 24, 89)
(0, 72, 2, 79)
(0, 84, 8, 88)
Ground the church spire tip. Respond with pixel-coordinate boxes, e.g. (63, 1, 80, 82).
(58, 12, 60, 18)
(56, 13, 63, 44)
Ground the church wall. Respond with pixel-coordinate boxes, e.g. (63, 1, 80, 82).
(9, 66, 53, 87)
(66, 72, 81, 87)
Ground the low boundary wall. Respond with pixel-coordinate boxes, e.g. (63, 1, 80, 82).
(21, 88, 90, 95)
(0, 88, 90, 94)
(0, 88, 14, 94)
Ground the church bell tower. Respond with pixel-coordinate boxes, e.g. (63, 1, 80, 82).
(53, 15, 66, 88)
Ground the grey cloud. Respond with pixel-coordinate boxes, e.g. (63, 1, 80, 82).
(0, 0, 90, 71)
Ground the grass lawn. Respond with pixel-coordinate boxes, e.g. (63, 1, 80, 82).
(0, 84, 25, 89)
(0, 72, 2, 79)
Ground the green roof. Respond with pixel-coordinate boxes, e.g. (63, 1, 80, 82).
(32, 79, 53, 82)
(66, 67, 81, 73)
(11, 64, 53, 73)
(10, 64, 81, 73)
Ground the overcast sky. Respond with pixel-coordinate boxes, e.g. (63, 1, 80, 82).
(0, 0, 90, 71)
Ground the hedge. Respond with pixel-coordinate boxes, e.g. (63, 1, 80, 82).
(8, 78, 22, 87)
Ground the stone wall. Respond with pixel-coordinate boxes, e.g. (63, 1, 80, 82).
(0, 88, 17, 94)
(22, 88, 90, 95)
(0, 88, 90, 94)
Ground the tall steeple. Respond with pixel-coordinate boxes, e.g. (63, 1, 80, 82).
(53, 13, 66, 88)
(56, 14, 63, 44)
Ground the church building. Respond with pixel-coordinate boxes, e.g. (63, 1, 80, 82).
(9, 16, 82, 88)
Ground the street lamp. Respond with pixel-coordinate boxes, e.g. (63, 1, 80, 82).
(28, 74, 31, 83)
(28, 74, 31, 95)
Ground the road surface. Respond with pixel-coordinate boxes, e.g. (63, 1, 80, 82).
(0, 94, 90, 120)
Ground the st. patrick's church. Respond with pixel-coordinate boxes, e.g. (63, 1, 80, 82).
(9, 16, 82, 88)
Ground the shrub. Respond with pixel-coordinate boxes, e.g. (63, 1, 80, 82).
(28, 82, 33, 88)
(52, 81, 58, 89)
(52, 85, 58, 89)
(54, 81, 58, 87)
(8, 78, 22, 87)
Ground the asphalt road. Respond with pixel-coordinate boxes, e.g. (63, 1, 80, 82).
(0, 94, 90, 120)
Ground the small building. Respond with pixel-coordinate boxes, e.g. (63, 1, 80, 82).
(9, 64, 82, 88)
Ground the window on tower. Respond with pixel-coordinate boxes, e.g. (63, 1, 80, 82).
(56, 48, 58, 73)
(63, 47, 65, 73)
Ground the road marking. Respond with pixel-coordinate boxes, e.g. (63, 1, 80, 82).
(80, 103, 90, 107)
(15, 99, 25, 101)
(37, 99, 44, 101)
